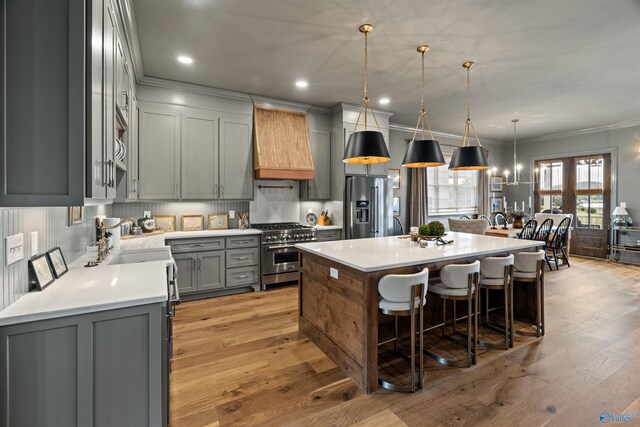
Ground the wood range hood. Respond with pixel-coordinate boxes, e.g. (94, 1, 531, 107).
(253, 106, 315, 180)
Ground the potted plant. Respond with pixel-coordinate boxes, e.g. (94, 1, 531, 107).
(508, 210, 529, 229)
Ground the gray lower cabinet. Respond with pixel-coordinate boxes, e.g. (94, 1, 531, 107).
(172, 250, 225, 294)
(316, 229, 342, 242)
(168, 235, 260, 298)
(0, 303, 166, 427)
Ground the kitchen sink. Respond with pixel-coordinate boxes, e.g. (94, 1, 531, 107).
(108, 246, 173, 265)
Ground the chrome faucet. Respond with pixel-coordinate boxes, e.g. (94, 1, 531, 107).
(95, 217, 138, 263)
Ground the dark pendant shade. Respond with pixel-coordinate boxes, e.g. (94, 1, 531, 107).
(448, 146, 489, 170)
(343, 130, 391, 164)
(402, 139, 445, 168)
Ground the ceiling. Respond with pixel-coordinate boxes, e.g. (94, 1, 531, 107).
(131, 0, 640, 142)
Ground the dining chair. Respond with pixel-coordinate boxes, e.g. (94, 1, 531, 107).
(534, 218, 554, 268)
(479, 214, 492, 226)
(459, 215, 471, 220)
(448, 219, 489, 235)
(393, 217, 405, 236)
(547, 216, 572, 269)
(518, 219, 538, 240)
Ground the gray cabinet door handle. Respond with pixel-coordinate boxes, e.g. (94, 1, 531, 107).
(175, 183, 180, 198)
(192, 258, 197, 271)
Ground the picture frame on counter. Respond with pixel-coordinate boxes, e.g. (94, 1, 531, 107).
(28, 253, 55, 291)
(392, 196, 401, 217)
(389, 168, 401, 189)
(68, 206, 84, 226)
(181, 215, 204, 231)
(490, 176, 504, 192)
(208, 213, 229, 230)
(46, 247, 68, 278)
(154, 215, 177, 232)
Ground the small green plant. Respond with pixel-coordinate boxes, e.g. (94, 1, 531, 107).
(427, 221, 445, 236)
(418, 224, 431, 236)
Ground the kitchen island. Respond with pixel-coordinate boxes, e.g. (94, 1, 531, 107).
(296, 232, 544, 393)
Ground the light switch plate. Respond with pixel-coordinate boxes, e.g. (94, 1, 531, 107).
(330, 267, 339, 279)
(5, 233, 24, 265)
(229, 210, 235, 219)
(30, 232, 38, 256)
(620, 202, 627, 208)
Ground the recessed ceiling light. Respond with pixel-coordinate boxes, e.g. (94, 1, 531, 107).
(379, 97, 390, 105)
(295, 80, 308, 88)
(177, 56, 193, 64)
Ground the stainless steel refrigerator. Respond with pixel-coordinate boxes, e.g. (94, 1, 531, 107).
(344, 175, 394, 239)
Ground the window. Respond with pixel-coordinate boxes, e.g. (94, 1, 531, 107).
(536, 160, 564, 213)
(575, 156, 604, 229)
(427, 149, 478, 215)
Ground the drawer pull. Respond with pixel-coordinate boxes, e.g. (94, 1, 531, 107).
(236, 256, 249, 260)
(234, 240, 250, 244)
(190, 244, 205, 248)
(235, 275, 249, 279)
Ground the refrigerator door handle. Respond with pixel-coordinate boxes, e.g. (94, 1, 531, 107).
(371, 186, 380, 234)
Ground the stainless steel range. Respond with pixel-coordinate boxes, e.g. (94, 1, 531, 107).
(253, 223, 316, 289)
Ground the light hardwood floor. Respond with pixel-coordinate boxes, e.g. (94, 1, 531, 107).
(170, 257, 640, 426)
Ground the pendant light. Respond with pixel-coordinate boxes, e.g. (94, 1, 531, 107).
(402, 45, 445, 168)
(342, 24, 391, 165)
(501, 119, 539, 185)
(449, 61, 489, 171)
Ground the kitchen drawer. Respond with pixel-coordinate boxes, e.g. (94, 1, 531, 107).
(226, 266, 260, 288)
(316, 230, 341, 242)
(167, 238, 225, 253)
(226, 248, 259, 268)
(226, 235, 259, 249)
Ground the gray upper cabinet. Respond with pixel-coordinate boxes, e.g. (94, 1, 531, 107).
(301, 126, 331, 200)
(138, 104, 253, 201)
(219, 114, 253, 200)
(115, 36, 130, 125)
(126, 86, 139, 200)
(181, 110, 220, 199)
(0, 0, 85, 206)
(103, 0, 117, 199)
(138, 104, 181, 200)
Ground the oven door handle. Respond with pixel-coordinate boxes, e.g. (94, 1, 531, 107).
(266, 244, 297, 250)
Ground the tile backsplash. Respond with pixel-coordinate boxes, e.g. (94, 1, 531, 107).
(0, 204, 109, 310)
(112, 201, 250, 230)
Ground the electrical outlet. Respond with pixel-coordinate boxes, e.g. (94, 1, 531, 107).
(229, 210, 235, 219)
(5, 233, 24, 265)
(30, 232, 38, 256)
(143, 211, 151, 218)
(330, 267, 339, 279)
(637, 240, 640, 246)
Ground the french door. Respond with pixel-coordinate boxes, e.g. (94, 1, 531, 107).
(535, 153, 611, 258)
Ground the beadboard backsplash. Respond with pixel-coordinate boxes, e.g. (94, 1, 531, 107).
(0, 204, 109, 310)
(111, 202, 250, 230)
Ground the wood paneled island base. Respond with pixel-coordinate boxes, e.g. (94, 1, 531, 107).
(297, 234, 544, 393)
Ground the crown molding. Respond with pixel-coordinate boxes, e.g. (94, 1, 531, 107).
(138, 76, 253, 102)
(115, 0, 144, 82)
(332, 102, 394, 119)
(517, 119, 640, 144)
(389, 122, 503, 146)
(250, 95, 331, 115)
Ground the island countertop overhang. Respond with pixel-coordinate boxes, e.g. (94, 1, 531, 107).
(296, 232, 544, 272)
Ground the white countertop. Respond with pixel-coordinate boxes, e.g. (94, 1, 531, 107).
(296, 232, 543, 272)
(162, 229, 262, 239)
(313, 225, 342, 231)
(0, 252, 170, 327)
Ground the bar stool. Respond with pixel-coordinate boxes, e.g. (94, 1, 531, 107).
(427, 261, 480, 367)
(479, 255, 514, 350)
(513, 250, 545, 337)
(378, 268, 429, 392)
